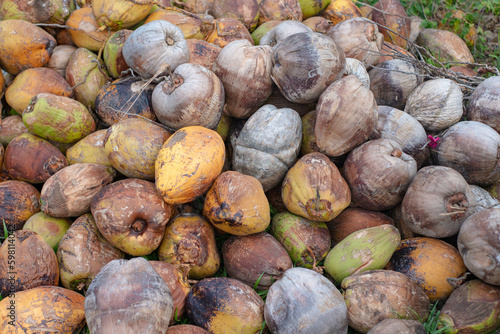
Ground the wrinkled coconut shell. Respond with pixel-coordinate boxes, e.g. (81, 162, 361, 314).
(91, 178, 173, 256)
(271, 31, 346, 104)
(372, 0, 411, 49)
(0, 180, 40, 231)
(342, 269, 430, 333)
(416, 28, 474, 65)
(433, 121, 500, 186)
(4, 133, 68, 184)
(149, 261, 191, 325)
(326, 207, 394, 246)
(371, 105, 429, 168)
(367, 319, 425, 334)
(104, 118, 170, 180)
(369, 59, 422, 110)
(438, 279, 500, 333)
(203, 171, 270, 236)
(457, 208, 500, 285)
(401, 166, 477, 238)
(282, 152, 351, 221)
(186, 277, 265, 333)
(265, 267, 348, 334)
(390, 203, 419, 239)
(404, 78, 463, 131)
(57, 213, 124, 292)
(271, 211, 331, 268)
(158, 213, 220, 280)
(386, 237, 466, 302)
(0, 286, 85, 333)
(222, 232, 292, 289)
(40, 163, 115, 217)
(315, 75, 378, 157)
(467, 76, 500, 133)
(85, 258, 173, 334)
(0, 230, 59, 298)
(343, 139, 417, 211)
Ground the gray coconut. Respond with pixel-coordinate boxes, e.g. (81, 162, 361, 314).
(264, 267, 348, 334)
(231, 104, 302, 191)
(85, 257, 173, 334)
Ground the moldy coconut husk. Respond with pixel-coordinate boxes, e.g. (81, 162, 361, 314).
(186, 277, 265, 333)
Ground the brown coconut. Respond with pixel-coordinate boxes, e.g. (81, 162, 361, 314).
(326, 17, 384, 67)
(401, 166, 478, 238)
(0, 230, 59, 298)
(222, 232, 293, 289)
(40, 163, 116, 218)
(343, 139, 417, 211)
(327, 207, 394, 246)
(315, 75, 378, 157)
(342, 269, 430, 333)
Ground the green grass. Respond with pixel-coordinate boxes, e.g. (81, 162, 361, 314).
(356, 0, 500, 69)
